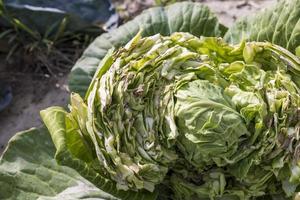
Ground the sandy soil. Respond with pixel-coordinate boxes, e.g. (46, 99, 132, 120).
(0, 0, 276, 154)
(0, 73, 69, 152)
(202, 0, 275, 27)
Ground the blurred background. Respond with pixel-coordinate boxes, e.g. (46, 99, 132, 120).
(0, 0, 275, 153)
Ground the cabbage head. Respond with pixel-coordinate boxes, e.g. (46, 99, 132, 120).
(41, 32, 300, 199)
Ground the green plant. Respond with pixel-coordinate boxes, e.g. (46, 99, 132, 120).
(0, 0, 102, 74)
(1, 0, 300, 200)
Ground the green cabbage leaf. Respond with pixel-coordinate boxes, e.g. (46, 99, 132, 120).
(0, 127, 120, 200)
(225, 0, 300, 54)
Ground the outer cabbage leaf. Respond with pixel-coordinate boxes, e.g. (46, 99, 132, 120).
(0, 127, 120, 200)
(225, 0, 300, 54)
(69, 2, 227, 96)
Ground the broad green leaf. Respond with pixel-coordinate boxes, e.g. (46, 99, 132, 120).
(69, 2, 227, 96)
(0, 127, 119, 200)
(225, 0, 300, 54)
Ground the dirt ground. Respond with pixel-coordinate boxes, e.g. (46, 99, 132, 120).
(0, 0, 276, 154)
(0, 72, 69, 152)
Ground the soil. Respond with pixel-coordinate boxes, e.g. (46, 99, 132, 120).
(0, 0, 275, 154)
(0, 72, 69, 153)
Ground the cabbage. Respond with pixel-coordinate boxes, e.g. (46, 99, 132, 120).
(1, 1, 300, 199)
(42, 32, 300, 199)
